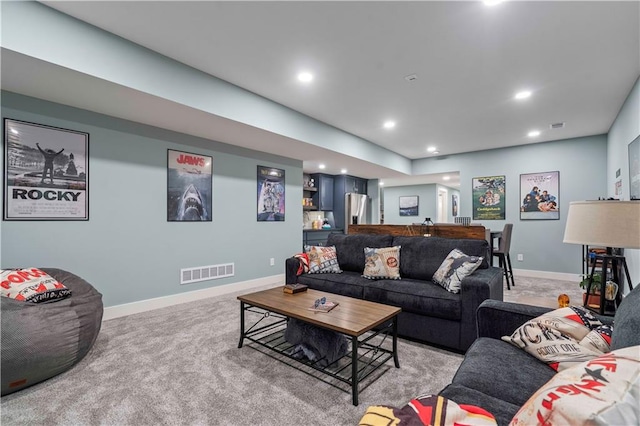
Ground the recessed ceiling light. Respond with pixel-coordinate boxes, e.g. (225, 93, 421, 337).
(340, 169, 347, 174)
(528, 130, 541, 137)
(443, 176, 450, 181)
(379, 182, 384, 186)
(515, 90, 532, 100)
(483, 0, 505, 6)
(297, 72, 313, 83)
(383, 120, 396, 129)
(427, 146, 437, 153)
(318, 164, 326, 169)
(432, 151, 440, 155)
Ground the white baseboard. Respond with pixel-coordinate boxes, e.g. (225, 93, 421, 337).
(513, 268, 580, 282)
(103, 274, 284, 321)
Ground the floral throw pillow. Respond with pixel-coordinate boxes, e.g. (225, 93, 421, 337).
(432, 249, 483, 293)
(362, 246, 401, 280)
(304, 245, 342, 274)
(1, 267, 71, 303)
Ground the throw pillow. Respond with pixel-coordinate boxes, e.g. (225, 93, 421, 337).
(304, 245, 342, 274)
(502, 305, 609, 371)
(510, 345, 640, 426)
(293, 253, 310, 275)
(362, 246, 401, 280)
(432, 248, 483, 293)
(1, 267, 72, 303)
(359, 394, 497, 426)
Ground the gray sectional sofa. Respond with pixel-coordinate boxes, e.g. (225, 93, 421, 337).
(285, 233, 503, 352)
(438, 284, 640, 425)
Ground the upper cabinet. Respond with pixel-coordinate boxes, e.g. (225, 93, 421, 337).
(312, 173, 334, 211)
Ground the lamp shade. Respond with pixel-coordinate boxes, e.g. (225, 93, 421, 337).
(563, 201, 640, 249)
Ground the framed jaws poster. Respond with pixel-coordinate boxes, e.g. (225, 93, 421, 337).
(3, 119, 89, 220)
(167, 149, 213, 222)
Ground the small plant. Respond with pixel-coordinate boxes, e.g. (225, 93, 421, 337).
(579, 273, 602, 294)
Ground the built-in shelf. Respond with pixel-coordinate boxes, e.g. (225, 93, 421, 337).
(303, 205, 319, 211)
(303, 186, 318, 192)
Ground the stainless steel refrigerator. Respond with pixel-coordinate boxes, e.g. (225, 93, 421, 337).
(345, 193, 369, 232)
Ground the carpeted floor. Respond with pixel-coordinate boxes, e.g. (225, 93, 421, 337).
(1, 274, 580, 425)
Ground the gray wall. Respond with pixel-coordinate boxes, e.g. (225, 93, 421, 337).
(412, 135, 608, 275)
(384, 184, 436, 225)
(1, 92, 302, 307)
(607, 75, 640, 289)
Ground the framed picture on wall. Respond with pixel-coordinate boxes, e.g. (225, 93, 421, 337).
(520, 171, 559, 220)
(3, 118, 89, 221)
(257, 165, 285, 221)
(452, 194, 459, 217)
(472, 175, 505, 220)
(399, 195, 419, 216)
(167, 149, 213, 221)
(629, 135, 640, 200)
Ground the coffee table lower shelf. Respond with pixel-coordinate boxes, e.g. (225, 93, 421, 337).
(238, 304, 399, 406)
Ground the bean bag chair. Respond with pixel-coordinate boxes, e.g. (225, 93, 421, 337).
(1, 268, 103, 395)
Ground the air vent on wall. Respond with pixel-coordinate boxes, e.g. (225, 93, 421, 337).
(550, 122, 565, 129)
(180, 263, 234, 285)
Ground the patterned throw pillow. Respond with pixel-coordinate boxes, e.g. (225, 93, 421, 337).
(304, 245, 342, 274)
(1, 267, 71, 303)
(502, 305, 611, 372)
(362, 246, 401, 280)
(432, 249, 483, 293)
(510, 345, 640, 426)
(360, 394, 497, 426)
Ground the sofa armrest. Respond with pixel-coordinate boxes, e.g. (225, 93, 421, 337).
(476, 299, 615, 340)
(285, 257, 301, 284)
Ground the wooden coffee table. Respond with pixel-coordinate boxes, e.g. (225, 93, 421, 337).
(237, 287, 401, 405)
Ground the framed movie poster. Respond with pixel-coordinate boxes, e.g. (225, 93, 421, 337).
(452, 194, 459, 217)
(399, 195, 419, 216)
(167, 149, 212, 221)
(257, 166, 285, 221)
(472, 175, 505, 220)
(3, 119, 89, 220)
(520, 171, 559, 220)
(629, 135, 640, 200)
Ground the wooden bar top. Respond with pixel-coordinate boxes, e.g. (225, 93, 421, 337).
(347, 224, 487, 240)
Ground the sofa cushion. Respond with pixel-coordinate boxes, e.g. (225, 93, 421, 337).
(432, 249, 483, 294)
(391, 237, 489, 280)
(363, 278, 461, 321)
(611, 285, 640, 350)
(450, 338, 556, 408)
(297, 271, 368, 299)
(362, 246, 401, 280)
(439, 384, 520, 426)
(326, 234, 394, 273)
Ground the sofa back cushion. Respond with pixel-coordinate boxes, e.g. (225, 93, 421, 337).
(326, 234, 394, 273)
(611, 284, 640, 350)
(392, 236, 489, 280)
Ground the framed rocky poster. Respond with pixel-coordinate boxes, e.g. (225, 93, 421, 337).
(3, 119, 89, 220)
(167, 149, 213, 221)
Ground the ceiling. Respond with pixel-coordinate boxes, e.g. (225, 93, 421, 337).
(8, 1, 640, 187)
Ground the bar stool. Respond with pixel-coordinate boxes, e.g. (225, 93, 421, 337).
(493, 223, 515, 290)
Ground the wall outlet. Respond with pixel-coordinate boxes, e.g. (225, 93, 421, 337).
(270, 258, 275, 266)
(517, 254, 523, 261)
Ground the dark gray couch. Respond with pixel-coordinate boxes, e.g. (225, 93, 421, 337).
(438, 284, 640, 425)
(285, 233, 503, 352)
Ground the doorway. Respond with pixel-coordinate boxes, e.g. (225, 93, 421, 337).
(437, 188, 448, 223)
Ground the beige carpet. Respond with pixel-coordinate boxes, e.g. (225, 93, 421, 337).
(1, 275, 579, 425)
